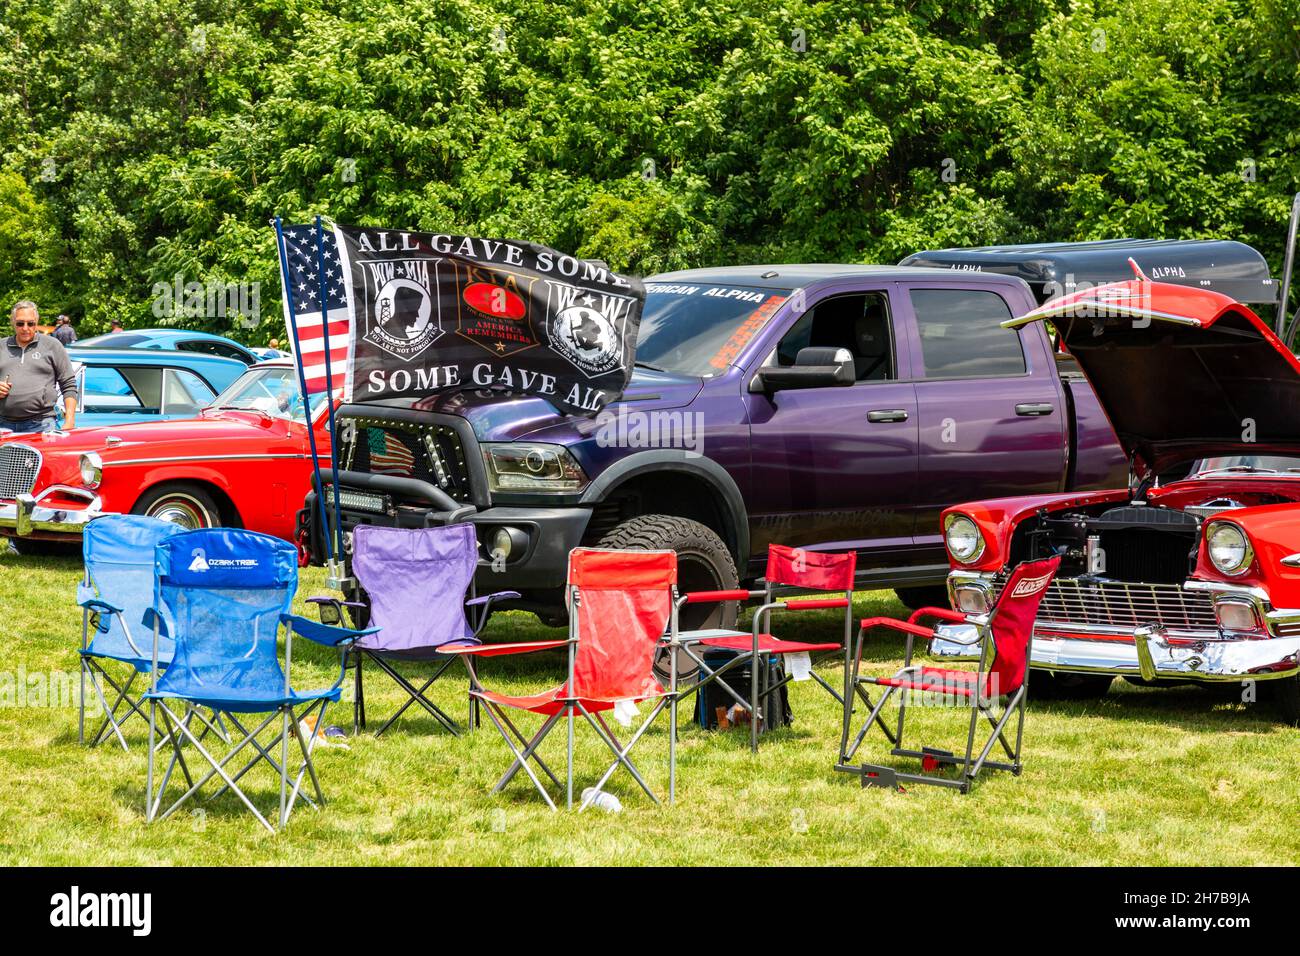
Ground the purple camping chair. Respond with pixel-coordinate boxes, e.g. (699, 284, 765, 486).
(313, 523, 518, 737)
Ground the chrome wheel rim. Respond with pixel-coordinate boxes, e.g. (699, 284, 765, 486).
(148, 495, 212, 530)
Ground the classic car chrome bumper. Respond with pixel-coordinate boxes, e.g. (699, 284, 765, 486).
(0, 487, 103, 536)
(930, 623, 1300, 681)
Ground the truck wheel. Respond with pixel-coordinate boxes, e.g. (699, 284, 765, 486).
(596, 514, 739, 632)
(1272, 675, 1300, 726)
(1032, 671, 1114, 700)
(895, 585, 951, 612)
(132, 483, 222, 530)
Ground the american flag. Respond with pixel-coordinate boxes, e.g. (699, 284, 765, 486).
(277, 222, 350, 394)
(366, 427, 416, 476)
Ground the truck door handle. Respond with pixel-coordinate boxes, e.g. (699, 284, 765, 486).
(867, 409, 909, 423)
(1015, 403, 1054, 417)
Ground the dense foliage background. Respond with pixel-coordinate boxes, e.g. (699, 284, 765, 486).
(0, 0, 1297, 340)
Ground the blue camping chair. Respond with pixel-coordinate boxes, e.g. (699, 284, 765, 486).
(143, 528, 376, 832)
(78, 515, 187, 750)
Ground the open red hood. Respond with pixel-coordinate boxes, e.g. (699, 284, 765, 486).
(1007, 271, 1300, 475)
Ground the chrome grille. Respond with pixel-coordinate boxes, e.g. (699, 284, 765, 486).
(0, 444, 40, 499)
(994, 576, 1218, 634)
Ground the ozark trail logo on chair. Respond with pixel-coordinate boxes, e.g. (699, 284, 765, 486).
(360, 257, 442, 361)
(186, 547, 258, 573)
(1009, 572, 1052, 598)
(543, 279, 635, 379)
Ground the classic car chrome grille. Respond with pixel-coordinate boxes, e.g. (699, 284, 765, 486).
(0, 444, 40, 499)
(993, 576, 1218, 634)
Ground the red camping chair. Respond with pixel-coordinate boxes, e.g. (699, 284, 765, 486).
(667, 544, 856, 753)
(444, 548, 677, 811)
(837, 556, 1060, 794)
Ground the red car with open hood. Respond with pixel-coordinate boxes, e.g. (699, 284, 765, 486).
(935, 268, 1300, 723)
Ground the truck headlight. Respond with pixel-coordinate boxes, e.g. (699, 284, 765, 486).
(79, 452, 102, 490)
(944, 513, 985, 564)
(1206, 521, 1253, 576)
(481, 443, 587, 494)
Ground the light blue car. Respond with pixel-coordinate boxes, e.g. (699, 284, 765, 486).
(62, 347, 250, 428)
(75, 328, 260, 366)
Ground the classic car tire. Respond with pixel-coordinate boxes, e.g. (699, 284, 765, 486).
(1273, 675, 1300, 726)
(596, 514, 739, 634)
(131, 483, 222, 531)
(894, 586, 951, 612)
(1032, 671, 1114, 700)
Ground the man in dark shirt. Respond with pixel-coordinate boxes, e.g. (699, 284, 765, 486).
(0, 301, 79, 432)
(51, 314, 77, 346)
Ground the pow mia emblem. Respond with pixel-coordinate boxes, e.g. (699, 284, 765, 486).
(361, 259, 443, 361)
(544, 280, 634, 379)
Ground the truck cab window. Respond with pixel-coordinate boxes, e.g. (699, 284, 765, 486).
(776, 292, 894, 381)
(910, 288, 1025, 378)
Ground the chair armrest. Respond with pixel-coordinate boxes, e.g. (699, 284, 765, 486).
(281, 613, 377, 646)
(437, 639, 574, 658)
(782, 598, 850, 611)
(681, 589, 760, 605)
(467, 590, 521, 607)
(907, 606, 966, 626)
(307, 596, 366, 609)
(859, 616, 936, 640)
(141, 608, 169, 638)
(79, 595, 124, 615)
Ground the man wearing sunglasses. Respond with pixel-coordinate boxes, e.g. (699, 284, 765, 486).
(0, 301, 78, 433)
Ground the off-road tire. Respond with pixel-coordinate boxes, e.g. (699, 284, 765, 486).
(596, 513, 739, 635)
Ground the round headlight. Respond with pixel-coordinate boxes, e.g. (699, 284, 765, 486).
(79, 452, 102, 490)
(1207, 522, 1253, 576)
(944, 514, 985, 564)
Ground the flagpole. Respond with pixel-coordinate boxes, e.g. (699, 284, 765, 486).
(272, 215, 334, 567)
(314, 214, 347, 579)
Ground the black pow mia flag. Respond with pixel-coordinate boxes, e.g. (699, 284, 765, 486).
(334, 225, 645, 416)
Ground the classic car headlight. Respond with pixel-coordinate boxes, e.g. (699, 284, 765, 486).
(1206, 521, 1253, 576)
(481, 443, 588, 494)
(79, 452, 102, 490)
(944, 513, 985, 564)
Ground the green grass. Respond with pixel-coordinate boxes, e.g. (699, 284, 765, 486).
(1, 546, 1297, 866)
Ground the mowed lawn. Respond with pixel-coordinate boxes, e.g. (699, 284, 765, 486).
(1, 546, 1297, 867)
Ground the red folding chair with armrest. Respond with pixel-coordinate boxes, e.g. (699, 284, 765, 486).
(836, 556, 1060, 794)
(443, 548, 678, 810)
(666, 544, 857, 753)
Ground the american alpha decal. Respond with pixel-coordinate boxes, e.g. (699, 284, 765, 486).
(332, 225, 646, 417)
(359, 257, 442, 360)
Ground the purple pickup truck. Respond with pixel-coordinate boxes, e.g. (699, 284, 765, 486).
(310, 240, 1293, 627)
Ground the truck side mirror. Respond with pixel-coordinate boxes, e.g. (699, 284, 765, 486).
(750, 347, 855, 393)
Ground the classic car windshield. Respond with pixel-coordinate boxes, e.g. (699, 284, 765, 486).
(635, 283, 791, 376)
(1192, 455, 1300, 476)
(208, 367, 328, 422)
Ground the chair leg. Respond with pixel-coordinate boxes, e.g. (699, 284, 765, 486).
(146, 700, 157, 822)
(494, 707, 563, 788)
(480, 703, 559, 811)
(581, 700, 668, 808)
(353, 649, 364, 736)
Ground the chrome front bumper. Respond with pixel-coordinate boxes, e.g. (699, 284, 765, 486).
(930, 623, 1300, 681)
(0, 487, 103, 536)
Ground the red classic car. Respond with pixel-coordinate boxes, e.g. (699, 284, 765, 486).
(935, 270, 1300, 723)
(0, 360, 331, 553)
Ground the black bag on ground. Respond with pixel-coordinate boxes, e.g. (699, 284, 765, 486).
(695, 650, 793, 731)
